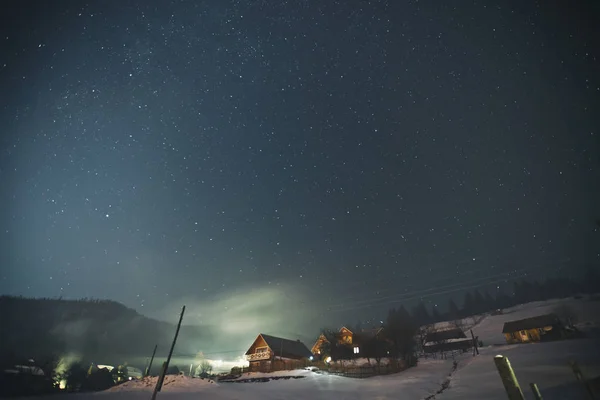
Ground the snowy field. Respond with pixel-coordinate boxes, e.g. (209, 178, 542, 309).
(30, 296, 600, 399)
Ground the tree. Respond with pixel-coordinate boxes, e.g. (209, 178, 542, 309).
(472, 290, 485, 314)
(411, 301, 431, 326)
(553, 304, 578, 327)
(195, 360, 213, 378)
(384, 306, 417, 365)
(431, 306, 442, 323)
(482, 291, 496, 312)
(582, 267, 600, 294)
(447, 299, 460, 321)
(495, 289, 511, 309)
(461, 292, 475, 317)
(416, 324, 435, 353)
(65, 362, 87, 392)
(362, 336, 388, 368)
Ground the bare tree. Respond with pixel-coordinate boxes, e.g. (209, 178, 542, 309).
(553, 303, 578, 327)
(195, 360, 213, 377)
(417, 324, 435, 353)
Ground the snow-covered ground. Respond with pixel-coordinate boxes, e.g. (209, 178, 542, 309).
(33, 296, 600, 399)
(70, 358, 460, 399)
(475, 296, 600, 345)
(439, 338, 600, 399)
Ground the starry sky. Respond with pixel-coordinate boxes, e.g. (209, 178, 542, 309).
(1, 1, 599, 342)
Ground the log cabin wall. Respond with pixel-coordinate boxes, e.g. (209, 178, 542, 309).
(248, 335, 270, 354)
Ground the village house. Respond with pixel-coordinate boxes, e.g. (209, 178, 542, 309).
(423, 328, 473, 354)
(244, 333, 313, 372)
(311, 326, 385, 360)
(501, 313, 568, 344)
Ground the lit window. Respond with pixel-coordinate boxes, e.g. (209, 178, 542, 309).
(353, 346, 360, 354)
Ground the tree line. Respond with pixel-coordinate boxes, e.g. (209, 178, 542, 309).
(319, 269, 600, 365)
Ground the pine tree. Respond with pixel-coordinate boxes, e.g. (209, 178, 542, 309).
(447, 299, 460, 320)
(483, 291, 496, 312)
(384, 306, 417, 362)
(431, 306, 442, 323)
(461, 292, 475, 317)
(411, 301, 431, 326)
(472, 290, 485, 314)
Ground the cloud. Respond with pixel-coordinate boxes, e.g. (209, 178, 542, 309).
(153, 283, 319, 350)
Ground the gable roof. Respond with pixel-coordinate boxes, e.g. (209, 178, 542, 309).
(339, 326, 353, 335)
(248, 334, 313, 359)
(311, 333, 329, 352)
(502, 313, 561, 333)
(426, 328, 467, 343)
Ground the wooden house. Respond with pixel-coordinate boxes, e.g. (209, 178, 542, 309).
(311, 333, 329, 356)
(245, 334, 313, 372)
(501, 313, 566, 344)
(311, 326, 385, 359)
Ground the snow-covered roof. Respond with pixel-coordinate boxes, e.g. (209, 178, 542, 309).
(501, 313, 561, 333)
(248, 334, 313, 360)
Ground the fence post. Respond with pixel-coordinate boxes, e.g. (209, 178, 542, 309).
(493, 355, 525, 400)
(470, 329, 479, 355)
(529, 383, 543, 400)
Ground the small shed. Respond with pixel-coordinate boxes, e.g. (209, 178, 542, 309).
(501, 313, 566, 344)
(423, 328, 472, 354)
(425, 328, 467, 343)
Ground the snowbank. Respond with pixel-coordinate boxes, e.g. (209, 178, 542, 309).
(106, 375, 216, 392)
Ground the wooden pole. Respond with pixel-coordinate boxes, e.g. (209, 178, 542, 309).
(151, 305, 186, 400)
(155, 362, 167, 392)
(529, 383, 543, 400)
(470, 329, 479, 355)
(145, 344, 158, 377)
(493, 355, 525, 400)
(569, 361, 595, 400)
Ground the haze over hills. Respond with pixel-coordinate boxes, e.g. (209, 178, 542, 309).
(0, 296, 219, 364)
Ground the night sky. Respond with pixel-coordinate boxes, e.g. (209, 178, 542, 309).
(1, 1, 599, 342)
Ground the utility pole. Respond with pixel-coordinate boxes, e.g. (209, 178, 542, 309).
(145, 344, 158, 377)
(151, 305, 186, 400)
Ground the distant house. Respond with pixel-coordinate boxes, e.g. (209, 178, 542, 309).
(502, 313, 568, 344)
(423, 328, 473, 354)
(311, 326, 385, 359)
(244, 334, 313, 372)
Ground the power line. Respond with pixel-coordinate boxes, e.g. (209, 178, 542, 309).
(325, 273, 532, 314)
(308, 257, 572, 303)
(320, 263, 568, 314)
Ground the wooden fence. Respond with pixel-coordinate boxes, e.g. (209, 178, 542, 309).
(234, 359, 310, 374)
(321, 360, 407, 379)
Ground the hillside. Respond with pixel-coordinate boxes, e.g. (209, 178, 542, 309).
(0, 296, 215, 364)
